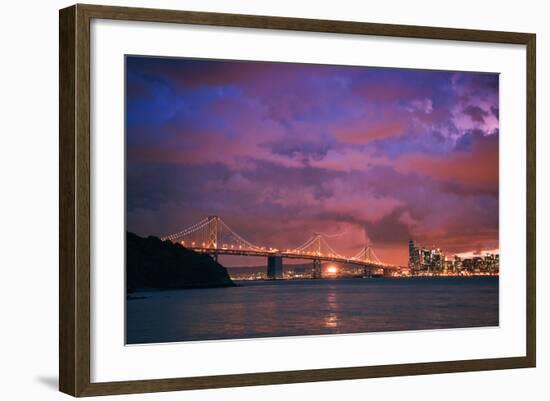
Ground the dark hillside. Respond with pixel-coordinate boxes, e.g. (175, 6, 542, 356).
(126, 232, 235, 292)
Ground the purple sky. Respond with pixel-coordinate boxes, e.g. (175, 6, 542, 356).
(125, 56, 499, 265)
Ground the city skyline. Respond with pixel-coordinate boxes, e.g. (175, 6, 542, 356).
(126, 56, 499, 265)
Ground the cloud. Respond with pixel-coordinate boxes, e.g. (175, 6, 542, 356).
(407, 98, 433, 114)
(396, 128, 498, 190)
(336, 120, 408, 144)
(463, 104, 490, 123)
(125, 57, 500, 264)
(364, 208, 413, 244)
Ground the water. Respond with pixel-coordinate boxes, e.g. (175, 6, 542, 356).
(126, 277, 498, 344)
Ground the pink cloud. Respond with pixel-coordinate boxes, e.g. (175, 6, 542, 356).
(396, 131, 498, 190)
(336, 120, 408, 144)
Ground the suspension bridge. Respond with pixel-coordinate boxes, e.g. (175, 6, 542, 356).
(161, 216, 400, 278)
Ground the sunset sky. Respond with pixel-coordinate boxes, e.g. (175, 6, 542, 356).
(126, 56, 499, 265)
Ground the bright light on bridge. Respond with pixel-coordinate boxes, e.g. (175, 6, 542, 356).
(326, 265, 338, 275)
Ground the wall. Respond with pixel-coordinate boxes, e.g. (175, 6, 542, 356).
(0, 0, 546, 399)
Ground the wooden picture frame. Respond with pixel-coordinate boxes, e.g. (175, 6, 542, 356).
(59, 3, 536, 397)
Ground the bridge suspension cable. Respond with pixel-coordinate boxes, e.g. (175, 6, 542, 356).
(218, 218, 262, 251)
(161, 216, 263, 251)
(293, 235, 319, 253)
(293, 233, 345, 259)
(351, 246, 382, 265)
(319, 235, 345, 258)
(160, 215, 390, 267)
(160, 217, 210, 242)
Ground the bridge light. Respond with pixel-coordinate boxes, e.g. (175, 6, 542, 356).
(327, 265, 338, 275)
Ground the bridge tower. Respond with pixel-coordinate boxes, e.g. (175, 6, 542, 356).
(366, 246, 374, 276)
(362, 265, 371, 278)
(359, 245, 375, 277)
(313, 233, 322, 255)
(267, 254, 283, 279)
(312, 234, 322, 278)
(312, 259, 322, 279)
(207, 215, 219, 261)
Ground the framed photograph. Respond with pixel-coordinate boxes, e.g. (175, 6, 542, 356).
(59, 4, 536, 397)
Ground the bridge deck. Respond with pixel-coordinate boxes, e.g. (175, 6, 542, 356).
(188, 247, 400, 269)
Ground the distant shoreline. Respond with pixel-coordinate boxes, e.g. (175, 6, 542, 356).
(230, 273, 499, 282)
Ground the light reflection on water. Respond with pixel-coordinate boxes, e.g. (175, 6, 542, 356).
(126, 277, 498, 344)
(324, 287, 339, 330)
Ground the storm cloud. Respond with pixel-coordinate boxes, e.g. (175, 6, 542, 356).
(126, 56, 499, 265)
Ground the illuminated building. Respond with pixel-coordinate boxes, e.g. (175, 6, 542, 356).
(421, 248, 432, 271)
(409, 240, 499, 276)
(408, 240, 421, 272)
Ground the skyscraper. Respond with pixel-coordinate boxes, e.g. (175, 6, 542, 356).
(408, 240, 420, 272)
